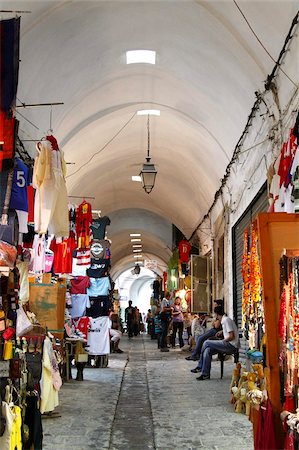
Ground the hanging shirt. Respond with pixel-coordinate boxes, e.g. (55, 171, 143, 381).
(87, 277, 111, 297)
(87, 316, 111, 355)
(178, 240, 192, 263)
(27, 185, 35, 224)
(74, 316, 90, 340)
(86, 296, 112, 318)
(70, 276, 90, 295)
(9, 158, 30, 212)
(76, 201, 92, 249)
(86, 258, 110, 278)
(50, 232, 77, 274)
(32, 234, 45, 272)
(76, 247, 91, 266)
(90, 216, 111, 240)
(70, 294, 90, 318)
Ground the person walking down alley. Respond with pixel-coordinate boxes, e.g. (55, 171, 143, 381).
(171, 296, 184, 348)
(192, 305, 240, 380)
(125, 300, 134, 338)
(159, 292, 172, 352)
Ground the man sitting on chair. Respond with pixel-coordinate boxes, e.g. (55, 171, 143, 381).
(191, 305, 239, 380)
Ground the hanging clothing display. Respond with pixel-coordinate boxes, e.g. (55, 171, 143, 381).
(86, 296, 112, 318)
(86, 258, 110, 278)
(70, 294, 90, 318)
(76, 247, 91, 266)
(87, 277, 111, 297)
(76, 200, 92, 249)
(32, 234, 46, 273)
(50, 232, 77, 274)
(33, 137, 69, 237)
(268, 129, 299, 213)
(90, 216, 111, 240)
(9, 157, 31, 234)
(178, 239, 192, 263)
(87, 316, 111, 355)
(70, 276, 90, 295)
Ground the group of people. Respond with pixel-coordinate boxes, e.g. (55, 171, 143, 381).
(122, 296, 240, 381)
(146, 293, 188, 352)
(185, 300, 240, 380)
(124, 300, 144, 338)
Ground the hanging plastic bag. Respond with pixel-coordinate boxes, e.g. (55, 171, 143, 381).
(16, 306, 33, 337)
(0, 240, 17, 268)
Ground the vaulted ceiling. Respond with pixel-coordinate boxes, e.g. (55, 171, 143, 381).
(4, 0, 298, 276)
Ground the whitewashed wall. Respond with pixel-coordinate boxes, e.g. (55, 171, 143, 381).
(196, 23, 299, 318)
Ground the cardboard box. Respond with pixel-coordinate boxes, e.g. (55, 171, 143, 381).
(29, 284, 66, 338)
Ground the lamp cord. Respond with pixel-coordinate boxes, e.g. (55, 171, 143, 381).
(147, 114, 150, 160)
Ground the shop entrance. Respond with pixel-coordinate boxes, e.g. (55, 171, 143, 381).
(232, 182, 268, 360)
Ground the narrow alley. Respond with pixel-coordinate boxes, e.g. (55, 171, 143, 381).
(43, 336, 253, 450)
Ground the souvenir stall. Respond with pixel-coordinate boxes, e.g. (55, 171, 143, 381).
(228, 116, 299, 449)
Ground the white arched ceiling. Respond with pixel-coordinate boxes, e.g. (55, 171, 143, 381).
(106, 208, 172, 275)
(4, 0, 298, 276)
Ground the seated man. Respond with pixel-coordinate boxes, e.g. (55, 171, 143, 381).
(185, 299, 223, 361)
(110, 312, 124, 353)
(191, 305, 239, 380)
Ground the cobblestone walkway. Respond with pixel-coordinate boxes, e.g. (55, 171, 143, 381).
(43, 335, 253, 450)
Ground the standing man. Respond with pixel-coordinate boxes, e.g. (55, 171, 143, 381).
(159, 292, 172, 352)
(192, 305, 239, 380)
(125, 300, 134, 338)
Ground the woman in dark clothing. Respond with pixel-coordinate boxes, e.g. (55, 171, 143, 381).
(171, 297, 184, 348)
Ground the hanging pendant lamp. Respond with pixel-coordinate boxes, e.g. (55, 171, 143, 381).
(139, 115, 157, 194)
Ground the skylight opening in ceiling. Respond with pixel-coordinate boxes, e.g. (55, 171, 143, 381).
(126, 50, 156, 64)
(137, 110, 160, 116)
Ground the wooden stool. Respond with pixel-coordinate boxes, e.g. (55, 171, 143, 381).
(218, 349, 239, 379)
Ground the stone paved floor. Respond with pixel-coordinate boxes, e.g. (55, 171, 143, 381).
(43, 335, 253, 450)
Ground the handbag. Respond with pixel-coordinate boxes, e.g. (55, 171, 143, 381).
(3, 341, 13, 360)
(2, 327, 15, 341)
(16, 306, 33, 337)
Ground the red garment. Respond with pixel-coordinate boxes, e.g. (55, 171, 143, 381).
(178, 240, 192, 263)
(284, 431, 295, 450)
(278, 133, 297, 188)
(255, 400, 279, 450)
(163, 271, 167, 292)
(70, 276, 90, 295)
(50, 233, 76, 274)
(76, 201, 92, 250)
(75, 316, 90, 340)
(46, 135, 59, 151)
(76, 247, 91, 266)
(0, 111, 16, 170)
(283, 395, 295, 413)
(27, 185, 34, 224)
